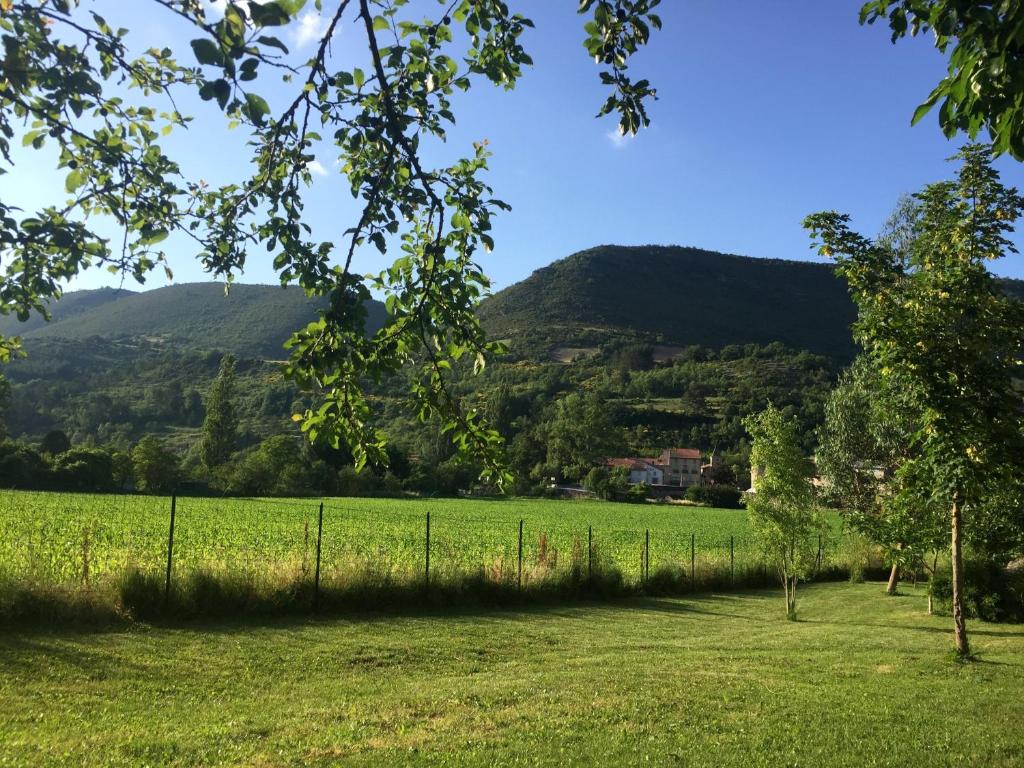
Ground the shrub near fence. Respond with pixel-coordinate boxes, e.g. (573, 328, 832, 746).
(0, 491, 849, 620)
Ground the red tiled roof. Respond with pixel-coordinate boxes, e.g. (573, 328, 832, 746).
(606, 458, 646, 471)
(606, 458, 636, 468)
(662, 448, 702, 460)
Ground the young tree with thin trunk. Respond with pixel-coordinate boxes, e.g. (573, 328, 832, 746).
(744, 404, 823, 621)
(805, 144, 1024, 658)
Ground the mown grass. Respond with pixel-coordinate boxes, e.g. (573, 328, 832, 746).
(1, 582, 1021, 767)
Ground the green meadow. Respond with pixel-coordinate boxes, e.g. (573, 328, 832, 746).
(1, 583, 1022, 767)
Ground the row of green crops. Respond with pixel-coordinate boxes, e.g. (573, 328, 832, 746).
(0, 491, 847, 594)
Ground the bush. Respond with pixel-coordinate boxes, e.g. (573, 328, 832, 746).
(624, 483, 650, 503)
(225, 435, 334, 496)
(684, 484, 742, 509)
(582, 467, 611, 499)
(930, 559, 1024, 623)
(337, 465, 381, 497)
(0, 441, 51, 489)
(52, 448, 115, 492)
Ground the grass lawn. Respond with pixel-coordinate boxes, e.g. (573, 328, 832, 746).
(1, 582, 1022, 767)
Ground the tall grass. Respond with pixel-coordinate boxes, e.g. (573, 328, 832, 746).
(0, 490, 865, 623)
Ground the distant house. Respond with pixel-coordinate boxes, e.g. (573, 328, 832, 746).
(656, 448, 702, 487)
(607, 457, 664, 486)
(606, 447, 703, 488)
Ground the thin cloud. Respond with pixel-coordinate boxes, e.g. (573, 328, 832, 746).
(307, 160, 328, 177)
(606, 128, 636, 149)
(291, 11, 330, 49)
(202, 0, 228, 15)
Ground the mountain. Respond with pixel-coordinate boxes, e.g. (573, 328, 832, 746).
(6, 247, 1022, 365)
(0, 283, 387, 360)
(477, 245, 863, 361)
(479, 245, 1024, 363)
(0, 287, 134, 336)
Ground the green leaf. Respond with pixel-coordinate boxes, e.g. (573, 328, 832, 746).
(244, 93, 271, 125)
(190, 38, 222, 67)
(140, 228, 169, 245)
(373, 15, 390, 32)
(256, 35, 289, 54)
(65, 169, 85, 193)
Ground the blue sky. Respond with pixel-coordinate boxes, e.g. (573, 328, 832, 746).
(5, 0, 1024, 294)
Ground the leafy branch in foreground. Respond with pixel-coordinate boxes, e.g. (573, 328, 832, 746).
(861, 0, 1024, 158)
(0, 0, 661, 483)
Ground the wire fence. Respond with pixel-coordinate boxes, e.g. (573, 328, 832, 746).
(0, 491, 850, 614)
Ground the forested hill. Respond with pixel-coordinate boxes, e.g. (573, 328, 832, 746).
(477, 245, 863, 361)
(0, 283, 387, 360)
(0, 287, 133, 335)
(479, 245, 1024, 363)
(5, 247, 1022, 364)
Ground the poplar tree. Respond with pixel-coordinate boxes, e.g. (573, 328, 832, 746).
(201, 353, 239, 472)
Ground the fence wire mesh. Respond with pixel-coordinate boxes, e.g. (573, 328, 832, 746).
(0, 490, 847, 600)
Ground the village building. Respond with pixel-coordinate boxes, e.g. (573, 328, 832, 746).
(606, 458, 664, 486)
(606, 448, 703, 488)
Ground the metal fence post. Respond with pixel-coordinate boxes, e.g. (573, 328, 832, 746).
(690, 532, 695, 587)
(424, 511, 431, 586)
(163, 494, 176, 609)
(517, 519, 524, 590)
(645, 528, 650, 582)
(588, 525, 593, 582)
(314, 501, 324, 610)
(730, 535, 735, 585)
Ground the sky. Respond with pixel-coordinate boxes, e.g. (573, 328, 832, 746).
(5, 0, 1024, 295)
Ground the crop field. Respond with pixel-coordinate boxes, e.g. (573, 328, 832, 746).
(0, 491, 848, 617)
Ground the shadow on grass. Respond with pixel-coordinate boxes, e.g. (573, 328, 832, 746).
(0, 564, 803, 636)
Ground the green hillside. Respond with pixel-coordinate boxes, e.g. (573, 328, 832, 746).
(0, 283, 386, 360)
(478, 245, 860, 360)
(479, 245, 1024, 362)
(481, 249, 856, 364)
(0, 287, 133, 336)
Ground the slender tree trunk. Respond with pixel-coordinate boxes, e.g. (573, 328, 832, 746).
(782, 566, 790, 614)
(927, 551, 938, 615)
(886, 563, 899, 595)
(789, 575, 798, 620)
(950, 500, 970, 657)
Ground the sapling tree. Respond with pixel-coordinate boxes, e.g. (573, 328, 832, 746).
(805, 144, 1024, 657)
(744, 403, 824, 620)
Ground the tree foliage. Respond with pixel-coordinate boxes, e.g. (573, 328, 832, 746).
(816, 355, 945, 592)
(0, 0, 662, 483)
(805, 144, 1024, 656)
(200, 352, 238, 471)
(743, 403, 823, 620)
(861, 1, 1024, 158)
(131, 435, 180, 493)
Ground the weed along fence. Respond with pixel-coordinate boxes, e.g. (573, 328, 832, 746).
(0, 490, 848, 618)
